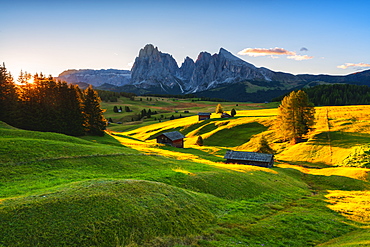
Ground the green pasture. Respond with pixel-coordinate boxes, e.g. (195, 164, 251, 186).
(1, 103, 370, 246)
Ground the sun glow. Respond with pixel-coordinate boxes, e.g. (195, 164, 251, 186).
(27, 77, 34, 84)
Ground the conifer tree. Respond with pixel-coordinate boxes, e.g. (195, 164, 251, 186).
(113, 106, 118, 113)
(0, 63, 18, 125)
(276, 90, 315, 142)
(83, 86, 106, 136)
(196, 135, 204, 146)
(215, 103, 224, 114)
(255, 135, 274, 154)
(231, 108, 236, 117)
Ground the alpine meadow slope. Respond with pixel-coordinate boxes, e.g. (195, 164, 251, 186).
(1, 100, 370, 246)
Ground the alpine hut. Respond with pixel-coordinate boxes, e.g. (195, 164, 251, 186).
(156, 131, 185, 148)
(224, 150, 274, 168)
(198, 112, 211, 121)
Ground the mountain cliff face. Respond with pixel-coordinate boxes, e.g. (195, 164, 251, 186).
(57, 44, 370, 101)
(130, 45, 303, 94)
(130, 44, 182, 92)
(57, 69, 131, 87)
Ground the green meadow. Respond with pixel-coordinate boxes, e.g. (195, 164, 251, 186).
(1, 100, 370, 246)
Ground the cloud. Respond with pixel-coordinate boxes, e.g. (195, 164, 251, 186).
(238, 47, 314, 61)
(337, 63, 370, 69)
(237, 47, 295, 57)
(287, 55, 314, 61)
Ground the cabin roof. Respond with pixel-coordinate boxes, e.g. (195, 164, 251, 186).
(158, 131, 185, 141)
(224, 150, 273, 163)
(198, 112, 211, 115)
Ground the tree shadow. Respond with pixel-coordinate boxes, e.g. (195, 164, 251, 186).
(307, 131, 370, 148)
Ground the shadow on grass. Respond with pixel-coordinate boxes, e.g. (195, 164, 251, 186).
(205, 122, 268, 147)
(159, 146, 225, 163)
(307, 131, 370, 148)
(277, 160, 332, 169)
(80, 133, 125, 147)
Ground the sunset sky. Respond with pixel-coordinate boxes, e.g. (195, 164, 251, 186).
(2, 0, 370, 78)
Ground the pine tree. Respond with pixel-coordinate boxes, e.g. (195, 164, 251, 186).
(196, 136, 204, 146)
(83, 86, 106, 136)
(113, 106, 118, 113)
(255, 135, 274, 154)
(0, 64, 18, 125)
(231, 108, 236, 117)
(215, 103, 224, 114)
(276, 90, 315, 142)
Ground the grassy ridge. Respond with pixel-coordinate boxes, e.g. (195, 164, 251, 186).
(1, 104, 370, 246)
(0, 180, 221, 246)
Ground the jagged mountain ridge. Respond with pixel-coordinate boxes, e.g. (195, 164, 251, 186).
(129, 45, 302, 93)
(56, 44, 370, 101)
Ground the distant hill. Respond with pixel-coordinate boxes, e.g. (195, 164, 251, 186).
(57, 69, 131, 87)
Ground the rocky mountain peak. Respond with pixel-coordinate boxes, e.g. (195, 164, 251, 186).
(138, 44, 159, 58)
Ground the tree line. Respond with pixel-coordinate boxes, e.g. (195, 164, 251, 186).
(0, 64, 106, 136)
(273, 84, 370, 106)
(97, 90, 136, 102)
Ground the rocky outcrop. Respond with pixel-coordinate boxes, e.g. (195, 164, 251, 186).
(57, 69, 131, 87)
(130, 44, 181, 91)
(130, 45, 295, 93)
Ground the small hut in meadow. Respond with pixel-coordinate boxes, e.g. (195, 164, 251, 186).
(198, 112, 211, 121)
(224, 150, 274, 168)
(156, 131, 185, 148)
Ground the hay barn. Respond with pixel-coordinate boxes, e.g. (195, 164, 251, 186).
(224, 150, 274, 168)
(156, 131, 185, 148)
(198, 112, 211, 121)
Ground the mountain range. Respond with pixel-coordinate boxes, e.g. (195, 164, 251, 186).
(57, 44, 370, 102)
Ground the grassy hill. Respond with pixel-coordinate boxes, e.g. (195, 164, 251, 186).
(1, 101, 370, 246)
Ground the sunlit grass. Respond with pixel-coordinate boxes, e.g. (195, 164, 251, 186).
(277, 163, 370, 181)
(2, 103, 370, 246)
(325, 190, 370, 223)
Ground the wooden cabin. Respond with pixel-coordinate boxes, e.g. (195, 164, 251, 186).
(224, 150, 274, 168)
(156, 131, 185, 148)
(198, 112, 211, 121)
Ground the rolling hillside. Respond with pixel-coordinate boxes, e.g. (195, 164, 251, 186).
(1, 103, 370, 246)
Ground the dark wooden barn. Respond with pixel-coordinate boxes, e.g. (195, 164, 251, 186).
(198, 112, 211, 121)
(224, 150, 274, 168)
(156, 131, 185, 148)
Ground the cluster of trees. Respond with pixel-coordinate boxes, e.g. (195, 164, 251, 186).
(113, 106, 132, 113)
(304, 84, 370, 106)
(273, 84, 370, 106)
(215, 104, 236, 117)
(143, 93, 229, 102)
(97, 90, 136, 102)
(131, 108, 158, 121)
(0, 64, 106, 136)
(275, 90, 315, 143)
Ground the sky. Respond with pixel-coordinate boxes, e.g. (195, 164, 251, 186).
(2, 0, 370, 78)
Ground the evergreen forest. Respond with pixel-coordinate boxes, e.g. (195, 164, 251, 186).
(0, 64, 106, 136)
(273, 84, 370, 106)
